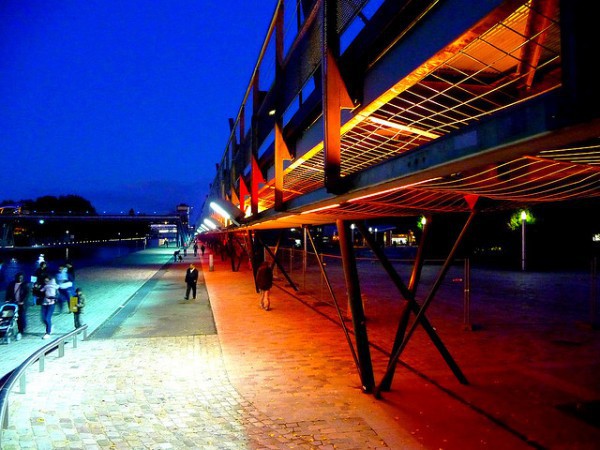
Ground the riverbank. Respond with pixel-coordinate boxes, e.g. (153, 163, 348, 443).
(0, 239, 148, 291)
(0, 247, 173, 375)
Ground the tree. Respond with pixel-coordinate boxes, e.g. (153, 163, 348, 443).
(507, 209, 535, 230)
(0, 195, 97, 215)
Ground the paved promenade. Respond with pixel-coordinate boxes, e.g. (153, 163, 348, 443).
(1, 246, 599, 449)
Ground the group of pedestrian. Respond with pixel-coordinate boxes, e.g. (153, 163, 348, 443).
(192, 242, 205, 257)
(4, 257, 86, 341)
(173, 250, 183, 262)
(180, 242, 273, 311)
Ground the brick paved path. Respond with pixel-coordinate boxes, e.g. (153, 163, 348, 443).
(1, 246, 599, 449)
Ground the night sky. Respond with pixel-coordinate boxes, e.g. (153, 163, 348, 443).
(0, 0, 277, 216)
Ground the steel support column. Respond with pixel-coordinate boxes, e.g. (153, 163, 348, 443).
(227, 233, 237, 272)
(305, 224, 363, 383)
(375, 210, 477, 396)
(337, 219, 375, 392)
(274, 123, 292, 210)
(322, 0, 353, 194)
(247, 230, 258, 281)
(356, 220, 468, 394)
(379, 216, 431, 391)
(250, 155, 263, 216)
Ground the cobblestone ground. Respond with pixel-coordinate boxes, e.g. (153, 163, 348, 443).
(3, 335, 390, 450)
(2, 247, 600, 450)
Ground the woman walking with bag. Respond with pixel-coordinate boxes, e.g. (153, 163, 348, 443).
(40, 276, 59, 339)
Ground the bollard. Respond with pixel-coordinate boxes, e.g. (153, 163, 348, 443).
(209, 254, 214, 271)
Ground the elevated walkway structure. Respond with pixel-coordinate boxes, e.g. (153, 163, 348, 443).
(201, 0, 598, 230)
(198, 0, 600, 397)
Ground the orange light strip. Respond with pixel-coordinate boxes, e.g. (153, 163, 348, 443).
(347, 177, 442, 202)
(300, 203, 341, 214)
(369, 116, 440, 140)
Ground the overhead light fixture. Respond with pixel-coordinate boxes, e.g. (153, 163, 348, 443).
(369, 117, 439, 139)
(203, 218, 218, 230)
(210, 201, 231, 219)
(348, 178, 442, 202)
(210, 200, 241, 226)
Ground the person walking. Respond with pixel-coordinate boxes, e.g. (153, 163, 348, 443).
(256, 261, 273, 311)
(4, 272, 29, 339)
(200, 244, 206, 257)
(72, 287, 86, 329)
(184, 263, 198, 300)
(36, 254, 45, 267)
(56, 265, 74, 313)
(32, 261, 49, 305)
(65, 260, 75, 281)
(40, 276, 59, 339)
(193, 242, 198, 257)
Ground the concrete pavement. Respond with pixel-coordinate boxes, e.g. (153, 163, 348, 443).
(1, 246, 599, 449)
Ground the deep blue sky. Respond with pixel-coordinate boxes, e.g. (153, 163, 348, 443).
(1, 0, 277, 216)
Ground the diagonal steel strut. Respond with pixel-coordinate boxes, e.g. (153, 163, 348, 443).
(355, 220, 468, 394)
(337, 219, 376, 392)
(305, 225, 364, 386)
(374, 210, 477, 397)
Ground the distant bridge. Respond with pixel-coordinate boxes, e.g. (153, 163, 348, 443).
(0, 213, 183, 222)
(0, 213, 190, 248)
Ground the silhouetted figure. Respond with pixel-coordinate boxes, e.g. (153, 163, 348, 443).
(72, 287, 86, 329)
(5, 272, 29, 338)
(184, 263, 198, 300)
(33, 261, 49, 305)
(256, 261, 273, 311)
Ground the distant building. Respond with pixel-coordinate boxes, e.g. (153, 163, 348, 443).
(176, 204, 190, 229)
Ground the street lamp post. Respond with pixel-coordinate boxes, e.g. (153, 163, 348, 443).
(521, 211, 527, 271)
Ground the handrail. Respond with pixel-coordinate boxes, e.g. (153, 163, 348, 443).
(0, 324, 88, 445)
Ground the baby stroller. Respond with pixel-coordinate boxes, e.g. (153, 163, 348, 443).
(0, 303, 19, 344)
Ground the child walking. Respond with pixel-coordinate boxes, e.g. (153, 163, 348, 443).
(73, 287, 86, 329)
